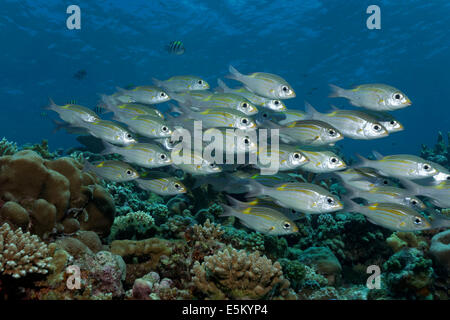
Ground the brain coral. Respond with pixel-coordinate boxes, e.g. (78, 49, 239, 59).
(0, 223, 52, 278)
(0, 150, 115, 238)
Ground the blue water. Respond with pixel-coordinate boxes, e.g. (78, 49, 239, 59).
(1, 0, 449, 157)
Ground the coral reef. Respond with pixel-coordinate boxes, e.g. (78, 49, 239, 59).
(128, 271, 191, 300)
(429, 229, 450, 274)
(420, 131, 450, 167)
(0, 137, 18, 156)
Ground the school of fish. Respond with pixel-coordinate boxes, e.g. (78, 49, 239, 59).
(46, 65, 450, 236)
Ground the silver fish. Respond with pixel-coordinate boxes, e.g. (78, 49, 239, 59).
(77, 120, 136, 146)
(84, 160, 139, 182)
(299, 149, 347, 173)
(152, 75, 209, 92)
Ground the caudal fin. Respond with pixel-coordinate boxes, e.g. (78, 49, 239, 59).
(100, 141, 118, 156)
(353, 153, 371, 168)
(329, 84, 346, 98)
(152, 77, 164, 88)
(44, 98, 58, 111)
(304, 101, 321, 120)
(219, 204, 239, 218)
(216, 79, 230, 93)
(397, 178, 422, 196)
(244, 179, 265, 198)
(226, 65, 243, 81)
(372, 150, 384, 160)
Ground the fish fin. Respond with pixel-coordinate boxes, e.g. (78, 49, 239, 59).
(168, 91, 187, 104)
(115, 86, 128, 94)
(329, 104, 340, 111)
(44, 98, 58, 111)
(99, 94, 117, 111)
(51, 119, 68, 133)
(340, 196, 360, 213)
(397, 178, 421, 196)
(304, 101, 320, 119)
(216, 78, 230, 93)
(82, 160, 96, 174)
(329, 84, 346, 98)
(225, 195, 247, 209)
(342, 184, 360, 200)
(99, 141, 117, 156)
(152, 77, 164, 88)
(245, 179, 265, 198)
(226, 65, 243, 81)
(219, 204, 238, 218)
(353, 153, 371, 168)
(372, 150, 384, 160)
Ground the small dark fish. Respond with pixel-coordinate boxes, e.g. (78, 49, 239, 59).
(166, 41, 185, 55)
(73, 69, 87, 80)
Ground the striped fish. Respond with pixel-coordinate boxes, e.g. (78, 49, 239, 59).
(305, 103, 389, 140)
(171, 149, 221, 175)
(113, 114, 172, 139)
(114, 86, 170, 105)
(277, 109, 307, 125)
(101, 141, 172, 168)
(217, 79, 286, 111)
(333, 168, 394, 191)
(362, 110, 404, 133)
(166, 40, 185, 55)
(100, 95, 164, 118)
(345, 184, 426, 211)
(345, 200, 431, 231)
(153, 75, 209, 92)
(400, 179, 450, 208)
(298, 149, 346, 173)
(246, 180, 343, 214)
(222, 196, 298, 235)
(356, 152, 438, 180)
(256, 144, 309, 171)
(77, 120, 136, 146)
(277, 120, 343, 146)
(45, 98, 100, 125)
(136, 177, 186, 196)
(84, 160, 139, 182)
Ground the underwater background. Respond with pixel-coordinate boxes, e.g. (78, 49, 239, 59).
(0, 0, 449, 300)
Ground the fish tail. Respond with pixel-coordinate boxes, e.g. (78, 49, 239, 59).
(245, 179, 265, 198)
(167, 91, 186, 104)
(216, 79, 230, 93)
(135, 179, 149, 191)
(353, 153, 371, 168)
(100, 94, 117, 111)
(225, 195, 247, 209)
(82, 160, 96, 174)
(51, 119, 68, 133)
(115, 86, 127, 94)
(340, 196, 360, 213)
(219, 204, 239, 218)
(304, 101, 320, 119)
(226, 65, 243, 81)
(329, 84, 346, 98)
(100, 141, 117, 156)
(398, 178, 421, 196)
(372, 150, 384, 160)
(342, 184, 360, 200)
(44, 97, 58, 111)
(152, 77, 164, 88)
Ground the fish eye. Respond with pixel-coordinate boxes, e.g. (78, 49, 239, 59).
(413, 216, 422, 225)
(126, 169, 132, 175)
(174, 183, 181, 189)
(423, 164, 432, 171)
(372, 124, 381, 131)
(262, 113, 268, 118)
(241, 118, 249, 124)
(160, 92, 167, 97)
(291, 209, 296, 214)
(274, 100, 280, 105)
(293, 152, 301, 159)
(411, 199, 418, 205)
(390, 120, 396, 125)
(198, 80, 203, 85)
(126, 133, 132, 138)
(283, 222, 291, 230)
(328, 129, 336, 136)
(160, 154, 167, 160)
(281, 86, 288, 92)
(242, 102, 248, 108)
(326, 197, 335, 204)
(393, 92, 403, 100)
(209, 163, 216, 168)
(330, 157, 338, 163)
(162, 126, 169, 132)
(243, 137, 250, 145)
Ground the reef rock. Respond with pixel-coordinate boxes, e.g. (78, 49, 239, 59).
(430, 229, 450, 273)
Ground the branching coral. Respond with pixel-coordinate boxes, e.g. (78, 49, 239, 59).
(108, 211, 156, 241)
(191, 246, 290, 299)
(0, 223, 52, 278)
(0, 137, 18, 156)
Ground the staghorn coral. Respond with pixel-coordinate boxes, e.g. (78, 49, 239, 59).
(184, 219, 225, 262)
(0, 223, 52, 278)
(191, 246, 290, 299)
(0, 137, 18, 156)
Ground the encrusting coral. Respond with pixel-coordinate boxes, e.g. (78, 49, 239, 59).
(0, 223, 52, 278)
(191, 246, 291, 299)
